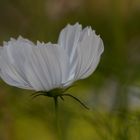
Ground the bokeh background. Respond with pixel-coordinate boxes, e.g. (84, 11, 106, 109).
(0, 0, 140, 140)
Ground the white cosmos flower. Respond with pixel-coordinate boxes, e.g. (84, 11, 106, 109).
(0, 23, 104, 92)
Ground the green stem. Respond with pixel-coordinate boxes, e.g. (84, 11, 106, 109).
(54, 97, 58, 117)
(54, 97, 61, 140)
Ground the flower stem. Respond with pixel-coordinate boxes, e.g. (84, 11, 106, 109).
(54, 97, 61, 140)
(54, 97, 58, 117)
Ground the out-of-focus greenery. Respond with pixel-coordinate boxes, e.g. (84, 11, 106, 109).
(0, 0, 140, 140)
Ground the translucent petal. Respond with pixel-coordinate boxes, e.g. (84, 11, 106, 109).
(24, 44, 69, 91)
(74, 28, 104, 80)
(58, 23, 82, 81)
(0, 45, 33, 89)
(0, 37, 70, 91)
(0, 38, 36, 88)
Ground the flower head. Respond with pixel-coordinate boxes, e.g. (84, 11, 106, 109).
(0, 23, 104, 92)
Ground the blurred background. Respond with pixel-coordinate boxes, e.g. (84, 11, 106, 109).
(0, 0, 140, 140)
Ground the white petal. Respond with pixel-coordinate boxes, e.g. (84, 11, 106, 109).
(75, 28, 104, 80)
(80, 40, 104, 79)
(58, 23, 82, 81)
(0, 37, 70, 91)
(24, 44, 69, 91)
(58, 23, 81, 54)
(0, 37, 36, 89)
(0, 46, 33, 89)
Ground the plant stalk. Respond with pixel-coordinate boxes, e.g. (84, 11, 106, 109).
(54, 97, 61, 140)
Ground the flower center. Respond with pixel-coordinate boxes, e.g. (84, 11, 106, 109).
(42, 88, 66, 97)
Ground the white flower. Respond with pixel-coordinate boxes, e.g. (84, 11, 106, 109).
(0, 23, 104, 92)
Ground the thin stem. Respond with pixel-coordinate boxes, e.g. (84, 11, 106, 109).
(54, 97, 61, 140)
(54, 97, 58, 118)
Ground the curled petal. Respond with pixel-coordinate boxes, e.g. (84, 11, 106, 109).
(58, 24, 104, 82)
(58, 23, 82, 81)
(74, 27, 104, 80)
(0, 40, 34, 89)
